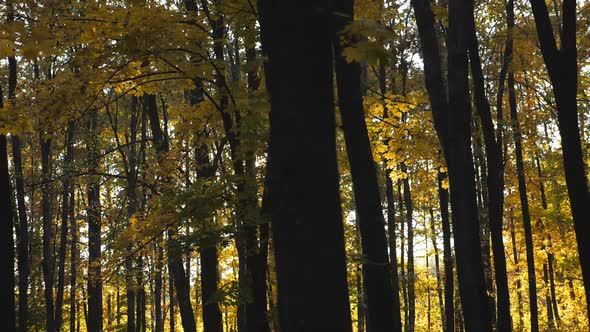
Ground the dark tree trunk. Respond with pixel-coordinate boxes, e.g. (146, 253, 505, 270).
(155, 244, 164, 332)
(195, 143, 223, 332)
(510, 215, 525, 331)
(41, 136, 56, 332)
(70, 181, 78, 332)
(508, 72, 539, 332)
(380, 55, 403, 332)
(7, 36, 28, 332)
(126, 96, 139, 332)
(468, 11, 512, 331)
(333, 2, 401, 331)
(0, 87, 16, 332)
(87, 109, 103, 332)
(12, 135, 29, 332)
(397, 181, 408, 325)
(429, 207, 445, 329)
(169, 265, 175, 332)
(400, 163, 416, 332)
(258, 1, 353, 330)
(446, 0, 494, 328)
(438, 170, 455, 332)
(413, 0, 492, 327)
(55, 124, 74, 331)
(529, 0, 590, 319)
(144, 93, 198, 332)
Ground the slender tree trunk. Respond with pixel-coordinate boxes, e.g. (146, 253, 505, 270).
(70, 182, 78, 332)
(398, 181, 408, 326)
(155, 244, 164, 332)
(55, 124, 74, 331)
(333, 3, 401, 330)
(438, 170, 455, 332)
(429, 208, 445, 328)
(508, 72, 539, 332)
(400, 163, 416, 332)
(144, 93, 198, 332)
(385, 173, 403, 331)
(258, 1, 353, 330)
(169, 266, 175, 332)
(510, 215, 525, 331)
(87, 109, 103, 332)
(126, 96, 139, 332)
(41, 136, 56, 332)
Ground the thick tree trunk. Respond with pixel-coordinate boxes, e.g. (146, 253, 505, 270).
(0, 87, 16, 332)
(508, 72, 539, 332)
(446, 0, 493, 327)
(529, 0, 590, 319)
(8, 58, 29, 332)
(333, 2, 401, 331)
(258, 1, 353, 330)
(468, 14, 511, 331)
(196, 143, 223, 332)
(87, 109, 103, 332)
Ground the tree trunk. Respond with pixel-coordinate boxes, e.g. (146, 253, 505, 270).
(0, 87, 16, 332)
(258, 1, 353, 330)
(126, 95, 139, 332)
(87, 109, 103, 332)
(144, 92, 198, 332)
(468, 11, 511, 329)
(510, 215, 525, 331)
(155, 244, 164, 332)
(55, 124, 74, 330)
(429, 207, 445, 329)
(70, 179, 78, 332)
(446, 0, 493, 327)
(41, 136, 56, 332)
(401, 163, 416, 332)
(438, 170, 455, 332)
(508, 72, 539, 332)
(333, 2, 401, 331)
(529, 0, 590, 319)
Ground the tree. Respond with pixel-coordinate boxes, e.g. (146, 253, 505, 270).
(258, 0, 353, 330)
(529, 0, 590, 320)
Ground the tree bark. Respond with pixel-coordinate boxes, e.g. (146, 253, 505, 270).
(87, 109, 103, 332)
(333, 2, 401, 331)
(468, 12, 511, 330)
(438, 170, 455, 332)
(55, 124, 74, 330)
(41, 136, 56, 332)
(0, 87, 16, 332)
(529, 0, 590, 319)
(446, 0, 494, 327)
(508, 72, 539, 332)
(144, 92, 198, 332)
(400, 163, 416, 332)
(258, 1, 353, 330)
